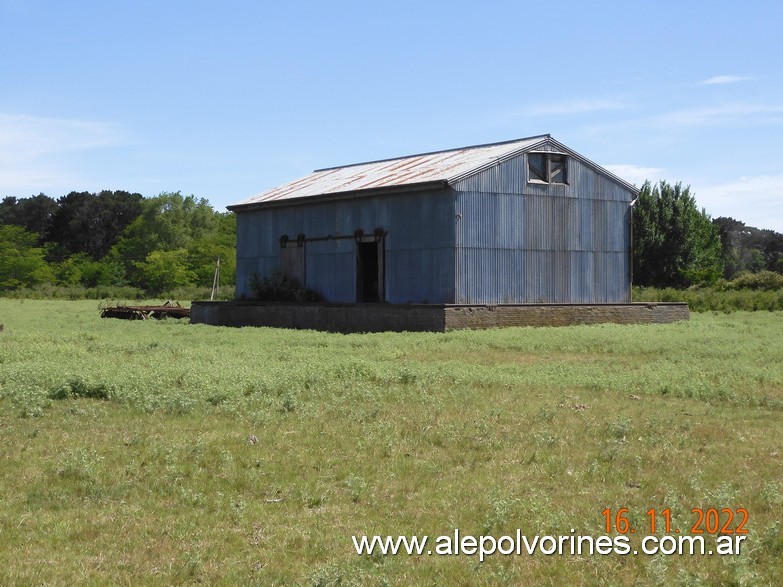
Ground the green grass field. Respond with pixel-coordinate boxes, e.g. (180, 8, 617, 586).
(1, 300, 782, 586)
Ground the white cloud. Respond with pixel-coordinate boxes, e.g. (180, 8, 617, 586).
(580, 102, 783, 138)
(653, 104, 783, 127)
(519, 99, 627, 117)
(695, 175, 783, 233)
(0, 114, 124, 157)
(0, 113, 126, 194)
(700, 75, 752, 85)
(603, 164, 665, 187)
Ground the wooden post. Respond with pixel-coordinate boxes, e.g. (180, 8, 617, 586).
(210, 256, 221, 301)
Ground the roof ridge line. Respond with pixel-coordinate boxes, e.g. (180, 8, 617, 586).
(313, 134, 551, 173)
(446, 136, 553, 183)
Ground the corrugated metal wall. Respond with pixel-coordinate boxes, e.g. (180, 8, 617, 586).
(235, 139, 634, 305)
(235, 190, 455, 303)
(453, 151, 633, 304)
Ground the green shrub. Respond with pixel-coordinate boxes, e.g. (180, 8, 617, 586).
(248, 270, 322, 302)
(1, 284, 145, 300)
(726, 271, 783, 291)
(0, 283, 234, 301)
(164, 285, 235, 301)
(49, 377, 111, 400)
(632, 285, 783, 312)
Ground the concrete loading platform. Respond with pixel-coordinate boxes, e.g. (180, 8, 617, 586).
(190, 302, 689, 333)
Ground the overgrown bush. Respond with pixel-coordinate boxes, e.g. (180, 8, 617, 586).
(634, 269, 783, 312)
(723, 271, 783, 291)
(1, 283, 145, 300)
(0, 283, 234, 301)
(163, 285, 235, 301)
(633, 286, 783, 312)
(248, 270, 322, 302)
(49, 377, 111, 400)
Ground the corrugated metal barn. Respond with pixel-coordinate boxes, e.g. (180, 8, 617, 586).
(228, 135, 639, 305)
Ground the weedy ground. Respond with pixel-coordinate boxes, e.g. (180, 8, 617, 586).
(0, 300, 782, 586)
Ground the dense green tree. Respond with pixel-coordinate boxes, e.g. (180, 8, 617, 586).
(0, 194, 58, 241)
(111, 193, 212, 256)
(633, 181, 723, 287)
(186, 212, 236, 287)
(0, 225, 55, 289)
(1, 189, 235, 294)
(713, 217, 783, 278)
(187, 239, 236, 289)
(714, 217, 744, 278)
(54, 253, 90, 285)
(134, 249, 195, 293)
(110, 192, 231, 286)
(54, 253, 127, 287)
(48, 190, 143, 260)
(760, 229, 783, 274)
(47, 191, 93, 257)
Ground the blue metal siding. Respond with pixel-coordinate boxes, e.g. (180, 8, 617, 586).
(234, 190, 455, 303)
(387, 248, 454, 304)
(236, 137, 634, 305)
(305, 239, 355, 302)
(453, 150, 633, 304)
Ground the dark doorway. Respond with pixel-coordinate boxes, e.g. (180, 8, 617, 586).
(357, 241, 381, 302)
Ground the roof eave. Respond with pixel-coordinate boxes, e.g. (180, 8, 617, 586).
(228, 179, 450, 212)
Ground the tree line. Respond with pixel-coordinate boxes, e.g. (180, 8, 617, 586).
(632, 180, 783, 289)
(0, 191, 235, 294)
(2, 181, 781, 296)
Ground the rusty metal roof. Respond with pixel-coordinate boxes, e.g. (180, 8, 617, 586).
(230, 135, 553, 209)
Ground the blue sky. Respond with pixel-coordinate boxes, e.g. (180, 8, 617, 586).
(1, 0, 782, 231)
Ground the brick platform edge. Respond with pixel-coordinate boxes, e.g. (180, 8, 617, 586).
(190, 302, 689, 333)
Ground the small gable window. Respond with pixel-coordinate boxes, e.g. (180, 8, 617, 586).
(528, 153, 568, 184)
